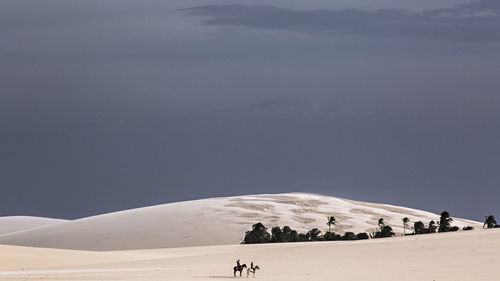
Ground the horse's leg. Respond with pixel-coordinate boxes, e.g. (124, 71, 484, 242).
(234, 268, 236, 277)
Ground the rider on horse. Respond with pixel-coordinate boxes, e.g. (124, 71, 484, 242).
(234, 260, 247, 277)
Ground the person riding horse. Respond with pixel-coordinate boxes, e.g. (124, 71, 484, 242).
(234, 260, 247, 277)
(247, 262, 260, 277)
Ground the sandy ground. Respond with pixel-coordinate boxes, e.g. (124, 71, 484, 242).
(1, 229, 498, 281)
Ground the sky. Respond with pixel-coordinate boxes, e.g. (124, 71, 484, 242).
(1, 0, 499, 221)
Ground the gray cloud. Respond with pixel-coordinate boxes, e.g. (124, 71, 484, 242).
(461, 0, 500, 9)
(183, 0, 500, 40)
(1, 0, 500, 222)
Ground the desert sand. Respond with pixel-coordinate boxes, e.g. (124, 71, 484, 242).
(1, 229, 499, 281)
(0, 193, 481, 250)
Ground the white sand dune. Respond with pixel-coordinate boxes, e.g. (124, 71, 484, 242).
(0, 193, 482, 250)
(1, 229, 499, 281)
(0, 216, 67, 236)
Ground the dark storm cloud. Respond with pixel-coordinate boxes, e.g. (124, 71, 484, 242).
(461, 0, 500, 9)
(183, 0, 500, 40)
(1, 0, 500, 222)
(0, 1, 153, 31)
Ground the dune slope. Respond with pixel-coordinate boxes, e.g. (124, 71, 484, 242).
(0, 216, 67, 236)
(0, 193, 481, 250)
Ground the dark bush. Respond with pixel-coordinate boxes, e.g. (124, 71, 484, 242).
(414, 221, 426, 234)
(382, 225, 395, 237)
(428, 220, 437, 233)
(356, 232, 369, 240)
(307, 228, 322, 241)
(271, 226, 283, 242)
(373, 225, 395, 238)
(297, 233, 308, 242)
(438, 211, 454, 233)
(343, 232, 357, 240)
(243, 222, 271, 244)
(282, 226, 299, 242)
(448, 226, 460, 232)
(484, 215, 497, 229)
(323, 231, 337, 241)
(463, 226, 474, 231)
(414, 220, 441, 235)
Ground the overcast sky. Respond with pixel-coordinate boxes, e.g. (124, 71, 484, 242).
(1, 0, 499, 221)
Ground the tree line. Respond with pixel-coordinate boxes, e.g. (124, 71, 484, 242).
(242, 212, 499, 244)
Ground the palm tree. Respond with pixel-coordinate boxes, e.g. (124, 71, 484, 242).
(326, 216, 336, 232)
(378, 218, 385, 231)
(402, 217, 410, 235)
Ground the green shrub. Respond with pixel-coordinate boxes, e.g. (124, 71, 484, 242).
(438, 211, 453, 233)
(372, 225, 395, 238)
(297, 233, 308, 242)
(307, 228, 322, 241)
(271, 226, 283, 242)
(428, 220, 437, 233)
(356, 232, 369, 240)
(343, 232, 357, 240)
(243, 222, 271, 244)
(323, 231, 337, 241)
(414, 221, 426, 234)
(484, 215, 497, 229)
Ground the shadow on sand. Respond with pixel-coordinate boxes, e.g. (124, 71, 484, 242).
(198, 276, 236, 279)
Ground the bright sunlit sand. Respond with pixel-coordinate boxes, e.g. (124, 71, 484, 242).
(0, 194, 481, 250)
(1, 229, 499, 281)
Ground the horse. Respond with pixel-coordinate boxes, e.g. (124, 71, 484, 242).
(234, 264, 247, 277)
(247, 265, 260, 278)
